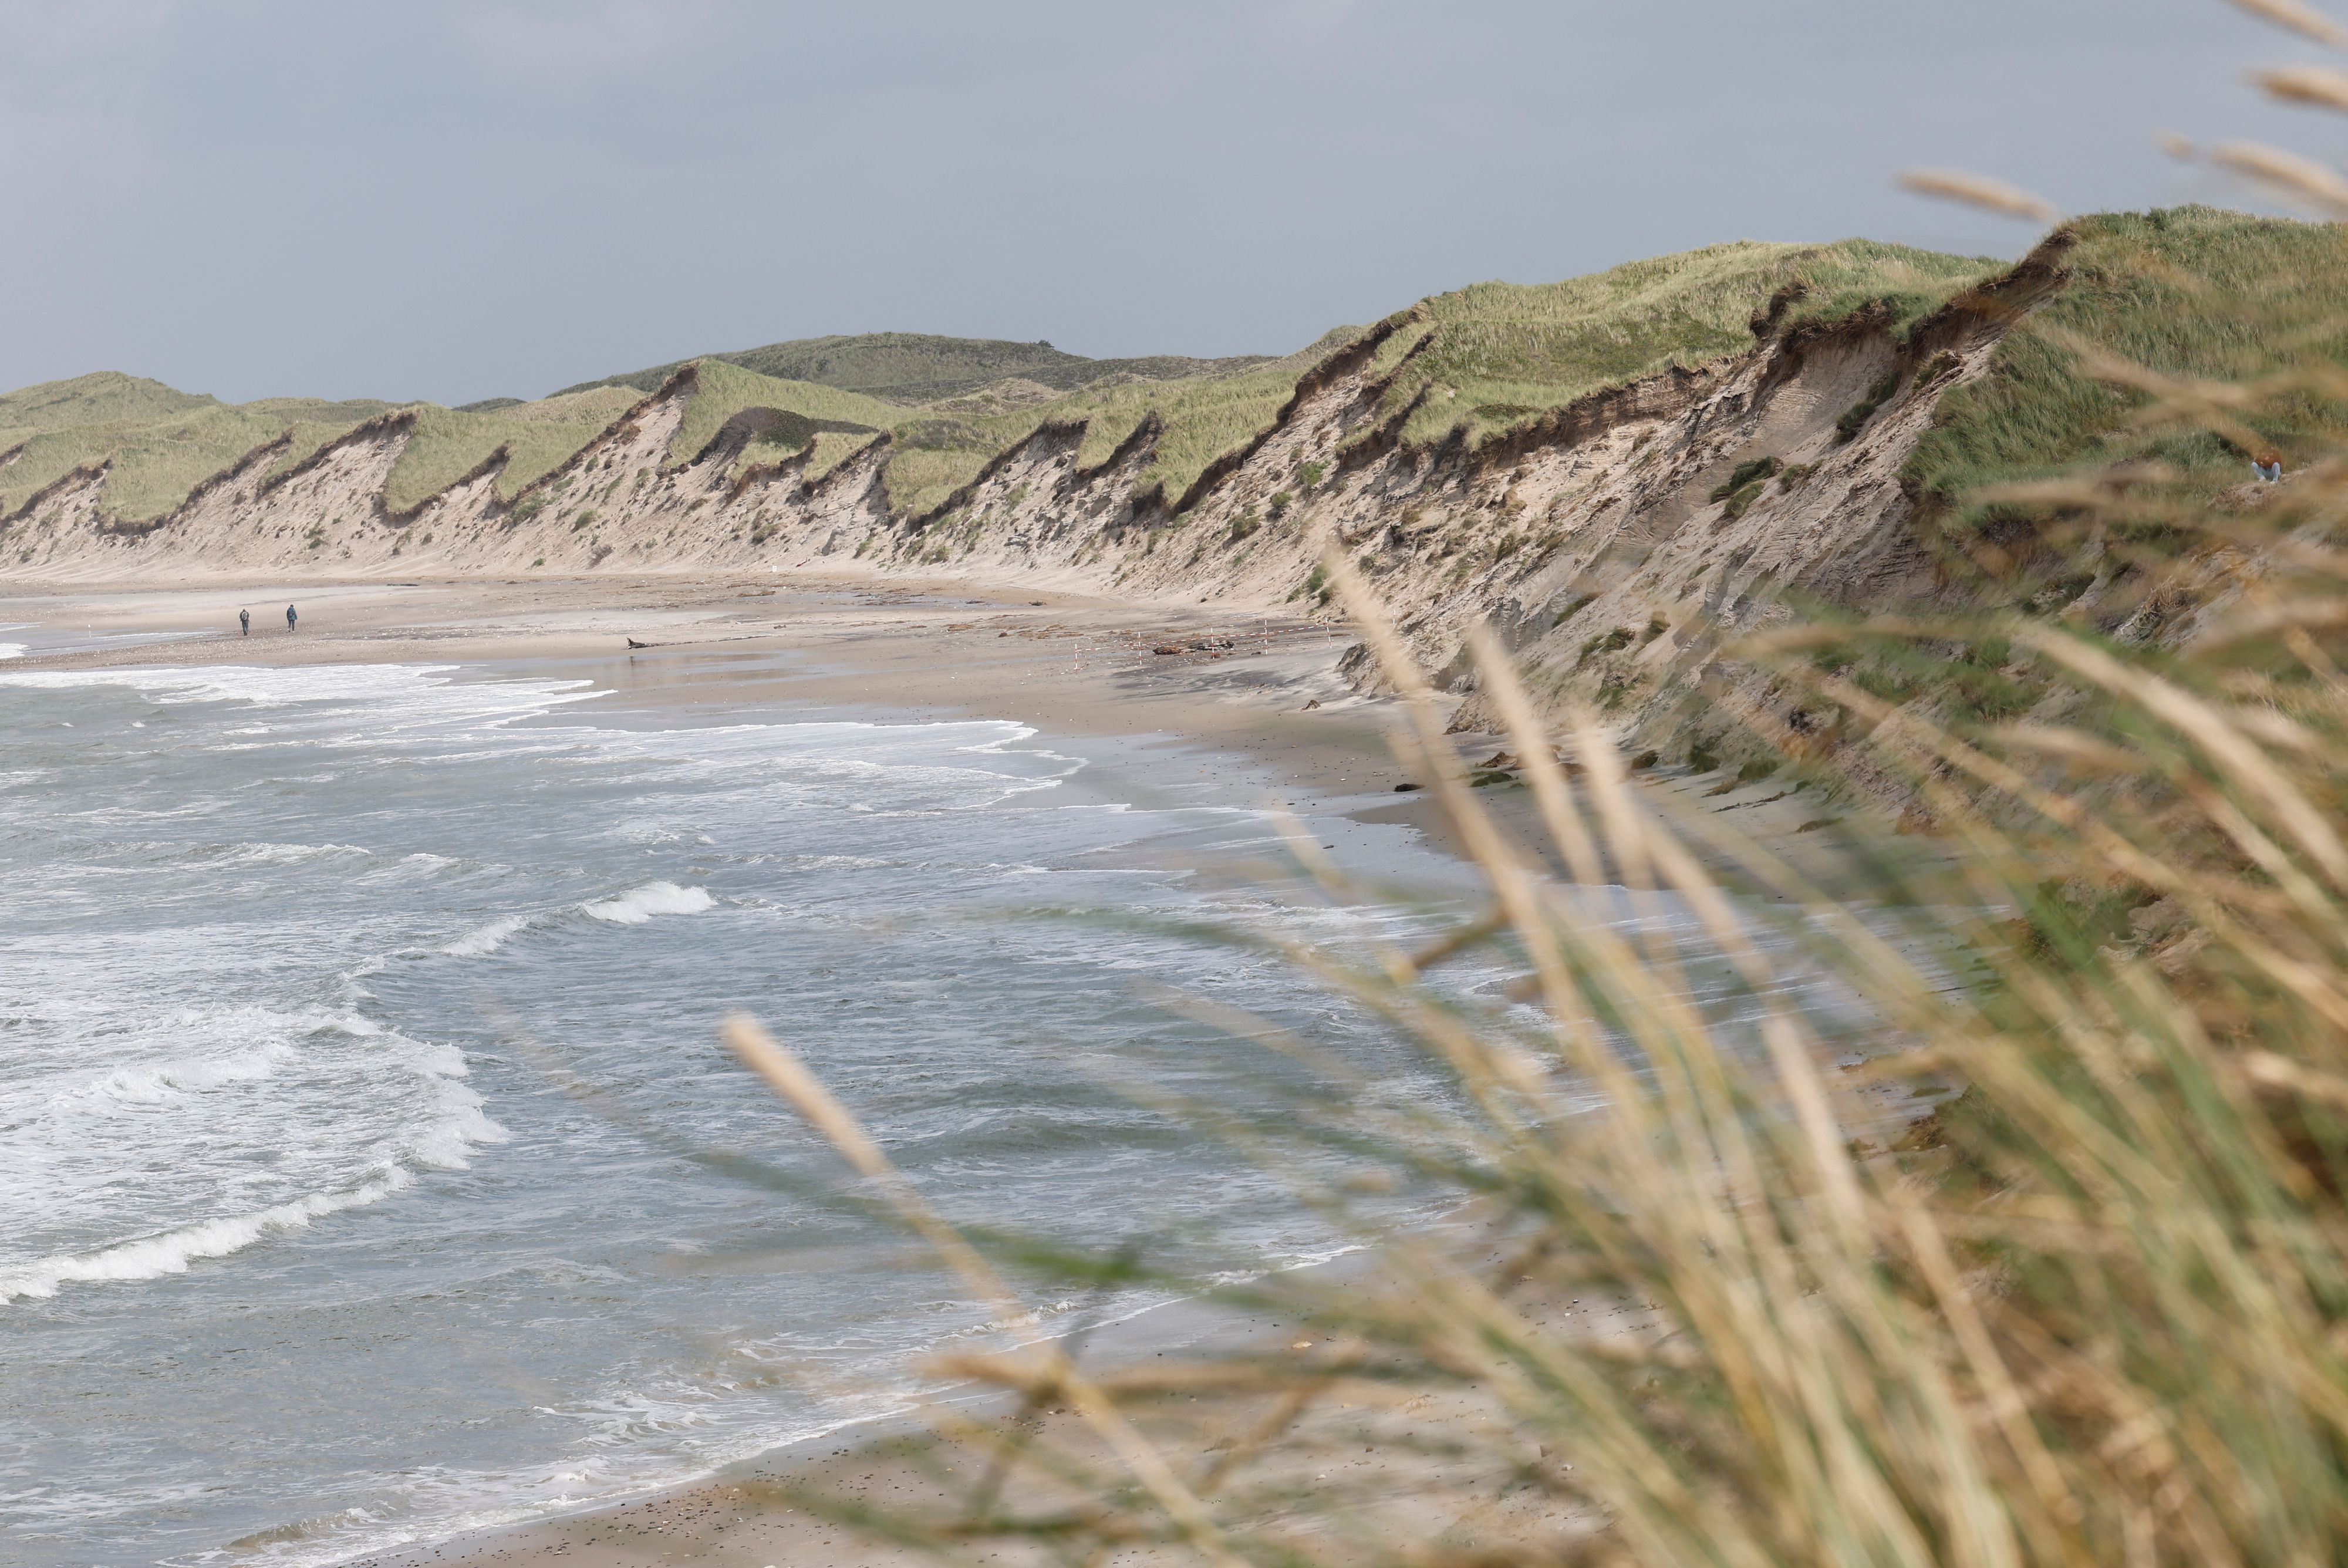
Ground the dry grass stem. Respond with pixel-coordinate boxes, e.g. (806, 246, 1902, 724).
(2230, 0, 2348, 45)
(1897, 169, 2060, 223)
(2210, 141, 2348, 215)
(2253, 63, 2348, 112)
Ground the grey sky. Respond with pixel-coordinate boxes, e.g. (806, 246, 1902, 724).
(2, 0, 2339, 406)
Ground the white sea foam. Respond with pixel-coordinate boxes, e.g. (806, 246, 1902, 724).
(2, 1002, 508, 1308)
(408, 1087, 510, 1171)
(0, 642, 26, 660)
(212, 841, 373, 866)
(443, 913, 532, 956)
(0, 1168, 417, 1303)
(580, 881, 716, 924)
(772, 853, 893, 871)
(0, 662, 598, 734)
(89, 1038, 299, 1105)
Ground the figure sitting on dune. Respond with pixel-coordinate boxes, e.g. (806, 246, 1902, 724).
(2256, 449, 2285, 483)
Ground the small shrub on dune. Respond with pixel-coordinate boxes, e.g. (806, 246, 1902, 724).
(1834, 372, 1901, 444)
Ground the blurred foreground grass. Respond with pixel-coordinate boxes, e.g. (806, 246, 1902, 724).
(711, 21, 2348, 1567)
(724, 464, 2348, 1565)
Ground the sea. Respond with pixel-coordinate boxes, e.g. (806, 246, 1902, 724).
(0, 631, 1505, 1568)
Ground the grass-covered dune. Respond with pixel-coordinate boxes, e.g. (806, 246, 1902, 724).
(1371, 237, 2000, 449)
(664, 360, 902, 469)
(0, 365, 918, 523)
(0, 373, 391, 522)
(1909, 205, 2348, 520)
(557, 330, 1275, 404)
(378, 388, 646, 514)
(874, 326, 1372, 517)
(0, 242, 2013, 530)
(554, 241, 2011, 518)
(14, 211, 2339, 539)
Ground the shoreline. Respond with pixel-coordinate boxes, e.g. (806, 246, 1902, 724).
(0, 572, 1399, 794)
(0, 572, 1874, 888)
(2, 574, 1894, 1568)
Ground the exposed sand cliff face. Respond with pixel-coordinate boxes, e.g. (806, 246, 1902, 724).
(0, 249, 2064, 756)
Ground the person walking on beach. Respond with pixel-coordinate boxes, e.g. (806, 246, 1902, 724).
(239, 608, 249, 636)
(285, 604, 298, 633)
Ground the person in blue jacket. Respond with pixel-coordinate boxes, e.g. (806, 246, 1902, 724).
(286, 604, 298, 632)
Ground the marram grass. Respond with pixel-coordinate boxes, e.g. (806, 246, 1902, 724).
(381, 387, 645, 512)
(713, 100, 2348, 1568)
(1382, 237, 2001, 451)
(726, 441, 2348, 1563)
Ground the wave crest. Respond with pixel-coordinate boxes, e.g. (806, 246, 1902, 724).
(0, 1169, 415, 1303)
(579, 882, 716, 925)
(443, 913, 531, 957)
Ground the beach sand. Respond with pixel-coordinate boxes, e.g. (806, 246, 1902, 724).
(1, 571, 1898, 1566)
(1, 571, 1878, 891)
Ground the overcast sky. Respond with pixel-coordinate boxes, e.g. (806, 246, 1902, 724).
(2, 0, 2339, 406)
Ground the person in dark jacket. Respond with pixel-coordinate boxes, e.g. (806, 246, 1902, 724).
(286, 604, 298, 632)
(239, 608, 249, 636)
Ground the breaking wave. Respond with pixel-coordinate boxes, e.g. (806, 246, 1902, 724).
(0, 1170, 418, 1304)
(579, 881, 716, 925)
(443, 913, 532, 956)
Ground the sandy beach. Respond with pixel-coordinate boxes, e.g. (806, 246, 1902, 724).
(2, 571, 1395, 778)
(1, 570, 1875, 885)
(1, 571, 1891, 1567)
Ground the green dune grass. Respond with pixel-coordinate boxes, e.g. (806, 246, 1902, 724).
(560, 330, 1273, 404)
(805, 429, 888, 481)
(14, 215, 2334, 532)
(0, 374, 390, 521)
(664, 359, 902, 469)
(377, 387, 645, 514)
(878, 329, 1370, 517)
(0, 370, 219, 431)
(1907, 206, 2348, 521)
(1379, 237, 2002, 449)
(878, 236, 2002, 518)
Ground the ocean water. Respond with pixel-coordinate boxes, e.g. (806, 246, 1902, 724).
(0, 653, 1482, 1568)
